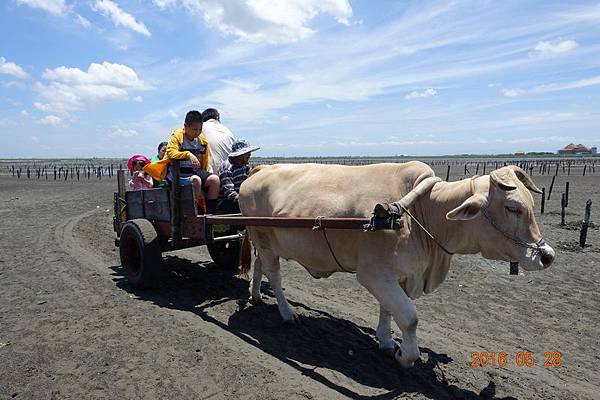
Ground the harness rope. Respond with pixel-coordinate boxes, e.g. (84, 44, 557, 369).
(397, 205, 454, 255)
(313, 216, 354, 273)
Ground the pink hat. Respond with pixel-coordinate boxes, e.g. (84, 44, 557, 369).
(127, 155, 151, 172)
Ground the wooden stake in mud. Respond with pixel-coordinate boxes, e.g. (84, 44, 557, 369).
(579, 200, 593, 248)
(445, 164, 450, 182)
(27, 167, 30, 179)
(555, 163, 559, 176)
(482, 163, 486, 175)
(565, 182, 570, 208)
(464, 164, 468, 175)
(510, 262, 519, 275)
(561, 193, 566, 227)
(568, 162, 571, 176)
(541, 187, 545, 214)
(583, 165, 587, 176)
(547, 175, 556, 200)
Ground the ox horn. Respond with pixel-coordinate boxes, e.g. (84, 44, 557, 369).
(506, 165, 543, 194)
(489, 166, 542, 194)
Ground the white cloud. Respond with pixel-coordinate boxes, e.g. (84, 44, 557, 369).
(108, 127, 139, 137)
(502, 76, 600, 98)
(93, 0, 151, 37)
(75, 14, 92, 28)
(180, 0, 352, 43)
(35, 61, 151, 115)
(501, 88, 523, 97)
(405, 88, 437, 99)
(153, 0, 177, 9)
(0, 57, 29, 79)
(15, 0, 67, 16)
(533, 76, 600, 94)
(133, 95, 143, 102)
(37, 114, 65, 127)
(533, 39, 578, 56)
(168, 109, 178, 119)
(42, 62, 151, 90)
(34, 102, 51, 111)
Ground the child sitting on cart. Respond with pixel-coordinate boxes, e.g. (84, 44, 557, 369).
(128, 155, 153, 190)
(165, 110, 220, 214)
(217, 140, 260, 214)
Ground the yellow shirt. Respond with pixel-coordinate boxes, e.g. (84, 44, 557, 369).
(165, 127, 212, 172)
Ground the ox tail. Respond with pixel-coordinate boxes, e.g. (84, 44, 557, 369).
(239, 231, 252, 278)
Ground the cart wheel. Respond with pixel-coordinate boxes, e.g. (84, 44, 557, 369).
(207, 240, 241, 271)
(119, 219, 161, 289)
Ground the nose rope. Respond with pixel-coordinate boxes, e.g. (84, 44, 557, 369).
(473, 175, 545, 253)
(480, 204, 545, 251)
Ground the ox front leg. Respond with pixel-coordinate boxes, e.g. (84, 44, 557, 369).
(357, 268, 420, 368)
(261, 253, 298, 322)
(376, 305, 397, 356)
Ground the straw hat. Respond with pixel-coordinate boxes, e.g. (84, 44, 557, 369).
(229, 140, 260, 158)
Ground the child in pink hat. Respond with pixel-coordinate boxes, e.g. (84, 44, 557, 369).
(128, 155, 153, 190)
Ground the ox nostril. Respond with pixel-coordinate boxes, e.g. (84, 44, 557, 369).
(541, 252, 554, 267)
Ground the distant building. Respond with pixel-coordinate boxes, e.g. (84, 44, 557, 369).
(558, 143, 597, 154)
(514, 150, 525, 156)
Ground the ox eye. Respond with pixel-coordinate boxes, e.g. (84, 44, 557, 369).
(505, 205, 520, 214)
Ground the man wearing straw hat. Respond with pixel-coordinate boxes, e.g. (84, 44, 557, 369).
(217, 140, 260, 214)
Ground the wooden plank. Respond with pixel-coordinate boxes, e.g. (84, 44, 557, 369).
(142, 188, 170, 221)
(126, 190, 144, 220)
(181, 185, 197, 217)
(170, 160, 181, 242)
(203, 215, 372, 230)
(116, 170, 127, 223)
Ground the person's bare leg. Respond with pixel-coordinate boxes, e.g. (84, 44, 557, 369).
(189, 176, 203, 200)
(204, 175, 220, 200)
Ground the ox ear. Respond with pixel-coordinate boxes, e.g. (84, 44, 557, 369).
(489, 168, 517, 191)
(506, 165, 543, 194)
(446, 194, 487, 221)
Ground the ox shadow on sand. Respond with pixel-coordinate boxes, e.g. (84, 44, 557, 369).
(111, 256, 516, 400)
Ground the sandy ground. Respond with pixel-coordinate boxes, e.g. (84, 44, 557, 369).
(0, 167, 599, 400)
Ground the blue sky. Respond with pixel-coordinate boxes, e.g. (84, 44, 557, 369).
(1, 0, 599, 158)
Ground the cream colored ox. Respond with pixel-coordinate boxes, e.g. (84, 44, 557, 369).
(238, 161, 555, 368)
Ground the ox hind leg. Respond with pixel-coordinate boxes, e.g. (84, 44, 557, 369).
(357, 267, 420, 368)
(248, 254, 263, 304)
(255, 249, 298, 322)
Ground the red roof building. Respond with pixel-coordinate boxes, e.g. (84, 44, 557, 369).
(558, 143, 596, 154)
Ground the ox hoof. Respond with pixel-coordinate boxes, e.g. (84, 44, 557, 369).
(281, 310, 299, 324)
(394, 347, 419, 368)
(249, 296, 263, 306)
(380, 342, 400, 359)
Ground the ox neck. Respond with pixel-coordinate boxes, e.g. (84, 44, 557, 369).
(420, 177, 482, 255)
